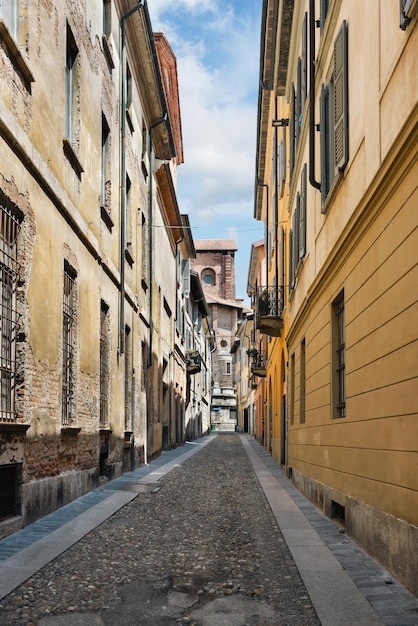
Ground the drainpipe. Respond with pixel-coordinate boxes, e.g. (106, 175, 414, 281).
(309, 0, 321, 191)
(274, 98, 279, 302)
(119, 1, 145, 356)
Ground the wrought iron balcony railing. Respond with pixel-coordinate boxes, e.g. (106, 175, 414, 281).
(255, 286, 284, 337)
(250, 350, 267, 378)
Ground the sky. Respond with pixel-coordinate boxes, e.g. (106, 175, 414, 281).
(147, 0, 264, 303)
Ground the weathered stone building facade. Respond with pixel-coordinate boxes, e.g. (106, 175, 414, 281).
(0, 0, 212, 537)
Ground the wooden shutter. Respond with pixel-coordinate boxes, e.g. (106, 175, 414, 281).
(280, 226, 285, 289)
(288, 229, 294, 294)
(294, 195, 300, 273)
(333, 20, 348, 173)
(181, 259, 190, 298)
(290, 83, 296, 183)
(299, 164, 307, 259)
(302, 13, 308, 108)
(320, 83, 329, 205)
(296, 58, 302, 146)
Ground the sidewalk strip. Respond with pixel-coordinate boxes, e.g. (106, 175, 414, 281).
(240, 435, 383, 626)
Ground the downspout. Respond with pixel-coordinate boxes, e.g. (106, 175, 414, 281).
(148, 115, 168, 367)
(274, 98, 279, 301)
(309, 0, 321, 191)
(120, 1, 145, 356)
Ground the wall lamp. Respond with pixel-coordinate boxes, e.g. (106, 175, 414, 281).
(272, 118, 289, 127)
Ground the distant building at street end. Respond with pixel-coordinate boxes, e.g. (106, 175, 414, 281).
(192, 240, 246, 431)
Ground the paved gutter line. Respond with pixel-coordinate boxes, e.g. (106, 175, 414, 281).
(0, 435, 215, 602)
(240, 435, 383, 626)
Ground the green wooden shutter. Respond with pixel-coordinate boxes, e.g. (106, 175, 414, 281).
(290, 83, 296, 183)
(294, 195, 300, 273)
(288, 229, 294, 294)
(320, 83, 329, 205)
(296, 57, 302, 146)
(299, 164, 307, 259)
(333, 20, 348, 173)
(302, 13, 308, 109)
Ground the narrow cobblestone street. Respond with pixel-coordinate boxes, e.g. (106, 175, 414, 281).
(1, 434, 417, 626)
(0, 435, 320, 625)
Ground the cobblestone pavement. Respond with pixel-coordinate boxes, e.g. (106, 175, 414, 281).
(0, 435, 320, 626)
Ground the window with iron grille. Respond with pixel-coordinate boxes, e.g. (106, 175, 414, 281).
(332, 290, 346, 418)
(99, 300, 110, 427)
(62, 261, 76, 425)
(124, 325, 131, 431)
(0, 205, 21, 423)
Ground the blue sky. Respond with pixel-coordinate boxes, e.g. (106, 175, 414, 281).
(147, 0, 263, 303)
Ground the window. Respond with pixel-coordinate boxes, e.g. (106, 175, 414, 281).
(1, 0, 18, 39)
(288, 164, 307, 295)
(320, 0, 330, 32)
(124, 326, 131, 431)
(65, 23, 79, 145)
(103, 0, 111, 38)
(320, 21, 349, 206)
(99, 301, 110, 428)
(62, 262, 76, 425)
(300, 338, 306, 424)
(125, 174, 132, 253)
(202, 268, 215, 285)
(400, 0, 417, 29)
(225, 360, 231, 375)
(289, 352, 295, 425)
(101, 114, 111, 213)
(126, 64, 134, 133)
(332, 290, 345, 418)
(0, 204, 21, 423)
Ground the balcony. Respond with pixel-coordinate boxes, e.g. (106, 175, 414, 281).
(186, 349, 201, 375)
(249, 350, 267, 378)
(255, 286, 284, 337)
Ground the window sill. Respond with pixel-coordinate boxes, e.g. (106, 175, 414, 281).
(63, 138, 84, 179)
(0, 20, 34, 87)
(100, 204, 114, 231)
(125, 245, 134, 267)
(99, 427, 112, 435)
(0, 422, 30, 434)
(101, 34, 114, 70)
(61, 426, 81, 435)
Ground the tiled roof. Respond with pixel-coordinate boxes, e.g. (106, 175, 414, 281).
(194, 239, 237, 251)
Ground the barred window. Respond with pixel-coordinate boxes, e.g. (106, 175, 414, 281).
(124, 325, 131, 431)
(99, 300, 110, 427)
(62, 261, 76, 425)
(0, 205, 21, 422)
(332, 290, 346, 418)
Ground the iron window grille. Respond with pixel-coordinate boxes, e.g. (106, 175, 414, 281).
(62, 262, 76, 425)
(0, 205, 21, 423)
(333, 291, 346, 418)
(99, 301, 110, 427)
